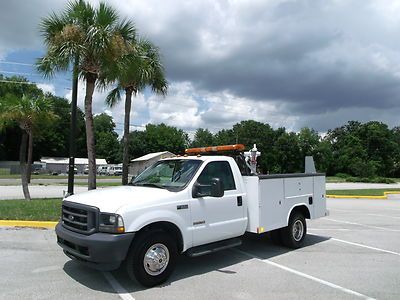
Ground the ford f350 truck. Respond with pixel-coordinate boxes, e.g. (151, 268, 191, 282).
(56, 144, 328, 287)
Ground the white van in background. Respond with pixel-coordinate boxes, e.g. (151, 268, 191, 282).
(108, 165, 123, 176)
(97, 166, 109, 175)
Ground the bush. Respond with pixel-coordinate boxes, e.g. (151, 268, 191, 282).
(345, 177, 396, 184)
(335, 173, 350, 178)
(371, 177, 396, 184)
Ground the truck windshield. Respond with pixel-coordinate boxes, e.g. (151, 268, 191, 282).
(131, 159, 202, 191)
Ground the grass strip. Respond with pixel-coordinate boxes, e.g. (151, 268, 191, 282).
(326, 188, 400, 196)
(0, 198, 62, 221)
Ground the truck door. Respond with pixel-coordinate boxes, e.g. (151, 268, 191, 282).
(190, 161, 246, 246)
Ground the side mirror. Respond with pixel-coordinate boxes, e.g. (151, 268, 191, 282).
(192, 178, 224, 198)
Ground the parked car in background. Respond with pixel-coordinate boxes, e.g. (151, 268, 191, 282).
(97, 166, 109, 175)
(108, 166, 122, 176)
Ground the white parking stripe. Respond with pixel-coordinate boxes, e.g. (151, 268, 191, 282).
(329, 209, 400, 219)
(233, 249, 375, 300)
(103, 272, 135, 300)
(324, 218, 400, 232)
(308, 228, 351, 231)
(366, 213, 400, 220)
(308, 233, 400, 257)
(32, 265, 61, 273)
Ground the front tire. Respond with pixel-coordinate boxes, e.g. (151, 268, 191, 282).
(126, 231, 177, 287)
(281, 213, 307, 248)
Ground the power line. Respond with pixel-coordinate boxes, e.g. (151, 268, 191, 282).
(0, 70, 39, 76)
(0, 60, 34, 66)
(0, 79, 37, 85)
(0, 70, 71, 83)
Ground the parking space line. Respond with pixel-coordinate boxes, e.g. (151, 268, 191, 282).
(365, 213, 400, 220)
(308, 234, 400, 257)
(329, 209, 400, 220)
(324, 218, 400, 232)
(232, 249, 375, 300)
(103, 272, 135, 300)
(308, 228, 352, 231)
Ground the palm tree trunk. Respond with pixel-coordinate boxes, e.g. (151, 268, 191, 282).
(85, 74, 97, 190)
(27, 131, 33, 183)
(19, 131, 31, 200)
(122, 88, 133, 185)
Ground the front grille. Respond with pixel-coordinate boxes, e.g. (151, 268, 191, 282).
(62, 201, 98, 234)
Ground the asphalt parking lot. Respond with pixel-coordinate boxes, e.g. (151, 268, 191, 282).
(0, 198, 399, 300)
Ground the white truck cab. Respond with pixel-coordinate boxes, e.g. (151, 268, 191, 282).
(56, 144, 328, 287)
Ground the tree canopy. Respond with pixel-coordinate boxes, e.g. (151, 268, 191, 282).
(2, 75, 400, 178)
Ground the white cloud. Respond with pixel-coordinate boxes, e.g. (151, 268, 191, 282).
(147, 81, 202, 129)
(37, 83, 56, 95)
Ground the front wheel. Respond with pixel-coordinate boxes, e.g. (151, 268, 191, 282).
(126, 231, 177, 287)
(281, 213, 307, 248)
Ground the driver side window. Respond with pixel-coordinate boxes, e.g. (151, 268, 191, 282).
(197, 161, 236, 191)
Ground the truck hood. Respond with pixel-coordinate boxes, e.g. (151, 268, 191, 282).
(64, 185, 176, 213)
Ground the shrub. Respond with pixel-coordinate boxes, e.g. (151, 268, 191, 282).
(335, 173, 350, 178)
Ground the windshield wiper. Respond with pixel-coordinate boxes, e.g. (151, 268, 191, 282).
(134, 183, 165, 189)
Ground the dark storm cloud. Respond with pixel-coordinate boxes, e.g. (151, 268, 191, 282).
(124, 0, 400, 129)
(2, 0, 400, 131)
(0, 0, 67, 53)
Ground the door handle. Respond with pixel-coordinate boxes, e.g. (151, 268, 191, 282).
(237, 196, 243, 206)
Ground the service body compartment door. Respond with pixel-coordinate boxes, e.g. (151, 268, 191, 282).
(313, 176, 327, 218)
(283, 177, 314, 218)
(258, 178, 286, 231)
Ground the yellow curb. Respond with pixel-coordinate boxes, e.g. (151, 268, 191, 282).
(0, 220, 57, 228)
(327, 191, 400, 199)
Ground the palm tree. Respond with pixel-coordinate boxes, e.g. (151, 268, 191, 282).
(105, 39, 168, 185)
(0, 94, 57, 200)
(37, 0, 136, 189)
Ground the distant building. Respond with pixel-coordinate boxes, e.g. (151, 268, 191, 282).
(40, 157, 108, 174)
(129, 151, 175, 176)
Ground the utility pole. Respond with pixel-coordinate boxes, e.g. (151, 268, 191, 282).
(67, 57, 79, 195)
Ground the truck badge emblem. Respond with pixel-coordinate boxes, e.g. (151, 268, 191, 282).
(68, 215, 74, 221)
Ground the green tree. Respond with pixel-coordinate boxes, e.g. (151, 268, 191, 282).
(358, 121, 396, 176)
(0, 76, 45, 161)
(191, 128, 214, 147)
(145, 123, 189, 154)
(0, 94, 57, 199)
(94, 113, 120, 163)
(274, 132, 302, 173)
(231, 120, 276, 173)
(128, 130, 146, 159)
(105, 39, 167, 185)
(34, 94, 87, 159)
(37, 0, 136, 189)
(214, 128, 235, 145)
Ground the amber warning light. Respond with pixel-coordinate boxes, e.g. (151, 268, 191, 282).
(185, 144, 245, 154)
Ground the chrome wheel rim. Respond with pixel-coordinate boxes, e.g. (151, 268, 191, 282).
(292, 220, 304, 241)
(143, 243, 170, 276)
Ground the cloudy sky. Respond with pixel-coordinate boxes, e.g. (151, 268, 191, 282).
(1, 0, 400, 135)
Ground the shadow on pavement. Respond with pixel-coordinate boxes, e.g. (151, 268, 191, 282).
(62, 233, 330, 294)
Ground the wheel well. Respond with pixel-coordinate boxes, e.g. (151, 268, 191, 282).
(136, 221, 184, 253)
(289, 205, 311, 221)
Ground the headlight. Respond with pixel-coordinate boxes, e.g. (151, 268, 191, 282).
(99, 213, 125, 233)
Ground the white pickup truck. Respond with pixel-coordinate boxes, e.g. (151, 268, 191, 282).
(56, 144, 328, 287)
